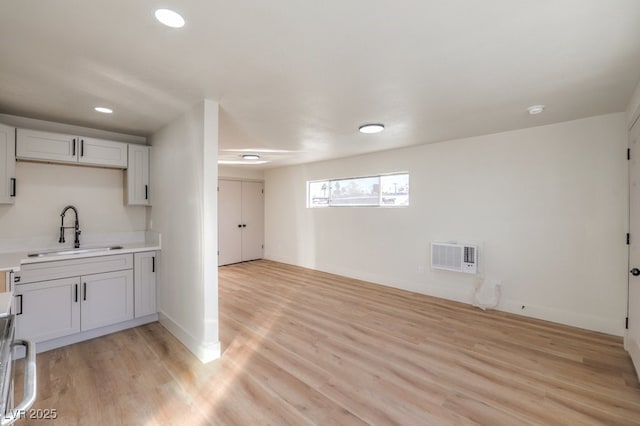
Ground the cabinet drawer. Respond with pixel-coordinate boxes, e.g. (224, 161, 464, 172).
(19, 254, 133, 284)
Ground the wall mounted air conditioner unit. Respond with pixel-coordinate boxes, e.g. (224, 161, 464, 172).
(431, 242, 478, 274)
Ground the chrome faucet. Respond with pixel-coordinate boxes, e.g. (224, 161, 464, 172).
(59, 205, 81, 248)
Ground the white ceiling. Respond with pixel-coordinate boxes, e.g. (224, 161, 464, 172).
(1, 1, 640, 168)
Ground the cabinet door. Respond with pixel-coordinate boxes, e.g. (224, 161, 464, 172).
(134, 252, 157, 317)
(218, 180, 243, 265)
(126, 144, 150, 205)
(14, 277, 81, 342)
(81, 270, 134, 331)
(16, 128, 78, 163)
(78, 137, 128, 168)
(241, 181, 264, 261)
(0, 123, 16, 204)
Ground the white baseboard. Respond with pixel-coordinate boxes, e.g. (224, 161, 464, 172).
(497, 299, 623, 336)
(625, 334, 640, 381)
(263, 256, 624, 337)
(158, 311, 221, 364)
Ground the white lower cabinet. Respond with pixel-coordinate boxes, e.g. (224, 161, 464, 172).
(80, 270, 134, 331)
(134, 251, 157, 318)
(14, 253, 147, 346)
(15, 277, 81, 342)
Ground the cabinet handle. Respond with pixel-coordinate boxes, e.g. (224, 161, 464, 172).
(152, 256, 155, 273)
(75, 284, 78, 303)
(80, 139, 84, 157)
(242, 224, 247, 228)
(238, 224, 242, 228)
(145, 185, 148, 200)
(83, 282, 87, 301)
(10, 178, 16, 197)
(16, 295, 22, 315)
(72, 138, 76, 156)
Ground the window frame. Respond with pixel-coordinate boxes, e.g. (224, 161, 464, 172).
(307, 172, 409, 208)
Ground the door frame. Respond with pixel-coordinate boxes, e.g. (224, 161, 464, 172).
(625, 112, 640, 379)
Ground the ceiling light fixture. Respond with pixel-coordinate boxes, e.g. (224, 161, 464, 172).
(359, 123, 385, 134)
(155, 9, 185, 28)
(242, 154, 261, 160)
(94, 107, 113, 114)
(222, 148, 298, 154)
(527, 105, 545, 115)
(218, 160, 269, 165)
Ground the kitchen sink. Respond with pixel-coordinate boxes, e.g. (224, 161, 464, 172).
(27, 246, 124, 258)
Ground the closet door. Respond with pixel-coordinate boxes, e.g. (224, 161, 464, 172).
(218, 180, 243, 266)
(241, 181, 264, 261)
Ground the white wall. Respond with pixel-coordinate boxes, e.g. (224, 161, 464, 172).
(0, 162, 146, 243)
(150, 100, 220, 362)
(629, 79, 640, 128)
(265, 113, 628, 335)
(218, 166, 264, 181)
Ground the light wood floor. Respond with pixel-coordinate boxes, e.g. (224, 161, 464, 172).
(15, 260, 640, 425)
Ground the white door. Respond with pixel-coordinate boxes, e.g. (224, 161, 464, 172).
(81, 270, 134, 331)
(628, 118, 640, 379)
(218, 180, 243, 265)
(241, 181, 264, 261)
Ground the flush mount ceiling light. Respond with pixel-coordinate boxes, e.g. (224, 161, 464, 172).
(218, 160, 269, 165)
(527, 105, 545, 115)
(242, 154, 261, 160)
(155, 9, 185, 28)
(222, 148, 298, 153)
(359, 123, 385, 134)
(94, 107, 113, 114)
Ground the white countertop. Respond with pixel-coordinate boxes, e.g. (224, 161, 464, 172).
(0, 241, 161, 272)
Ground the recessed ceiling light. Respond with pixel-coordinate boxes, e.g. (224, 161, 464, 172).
(527, 105, 545, 115)
(242, 154, 261, 160)
(359, 123, 385, 134)
(94, 107, 113, 114)
(155, 9, 185, 28)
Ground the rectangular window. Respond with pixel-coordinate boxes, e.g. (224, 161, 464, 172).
(308, 173, 409, 208)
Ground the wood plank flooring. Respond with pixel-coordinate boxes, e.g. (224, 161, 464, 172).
(14, 259, 640, 425)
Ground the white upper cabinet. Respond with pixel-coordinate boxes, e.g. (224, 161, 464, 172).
(0, 124, 16, 204)
(78, 137, 127, 168)
(16, 129, 127, 169)
(126, 144, 150, 205)
(16, 129, 77, 163)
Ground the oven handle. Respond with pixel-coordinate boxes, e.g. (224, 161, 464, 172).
(1, 340, 36, 426)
